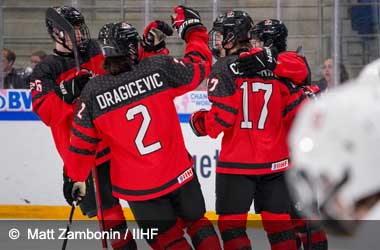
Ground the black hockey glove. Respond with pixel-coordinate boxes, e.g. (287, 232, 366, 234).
(142, 20, 173, 52)
(55, 69, 92, 104)
(63, 174, 86, 206)
(189, 110, 207, 137)
(236, 47, 278, 77)
(171, 5, 204, 40)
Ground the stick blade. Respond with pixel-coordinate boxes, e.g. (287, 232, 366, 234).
(45, 7, 81, 71)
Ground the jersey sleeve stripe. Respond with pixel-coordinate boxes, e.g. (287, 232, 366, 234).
(185, 51, 207, 62)
(282, 94, 306, 117)
(71, 127, 101, 144)
(69, 145, 96, 156)
(212, 100, 238, 115)
(96, 147, 110, 159)
(214, 115, 232, 128)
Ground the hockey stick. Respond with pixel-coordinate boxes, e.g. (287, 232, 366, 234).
(92, 167, 109, 249)
(46, 7, 108, 249)
(61, 202, 76, 250)
(45, 7, 81, 71)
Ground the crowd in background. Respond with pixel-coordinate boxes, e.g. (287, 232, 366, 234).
(1, 48, 46, 89)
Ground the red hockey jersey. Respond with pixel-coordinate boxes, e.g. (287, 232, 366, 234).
(198, 54, 310, 175)
(30, 40, 107, 168)
(65, 29, 211, 201)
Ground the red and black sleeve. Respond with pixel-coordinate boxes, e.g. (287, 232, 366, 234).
(30, 58, 75, 128)
(195, 59, 239, 138)
(164, 28, 212, 97)
(65, 85, 100, 181)
(274, 51, 311, 86)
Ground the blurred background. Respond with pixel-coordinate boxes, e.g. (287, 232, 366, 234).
(0, 0, 379, 89)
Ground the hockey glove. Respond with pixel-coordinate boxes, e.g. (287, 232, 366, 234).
(236, 47, 278, 77)
(189, 110, 208, 137)
(171, 5, 203, 40)
(55, 69, 92, 104)
(141, 20, 173, 52)
(302, 85, 320, 99)
(63, 174, 86, 206)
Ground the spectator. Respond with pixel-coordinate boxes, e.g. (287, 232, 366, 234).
(30, 50, 47, 69)
(2, 48, 27, 89)
(22, 50, 47, 85)
(314, 58, 349, 92)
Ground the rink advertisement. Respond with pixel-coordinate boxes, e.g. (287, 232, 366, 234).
(0, 89, 39, 120)
(0, 90, 224, 214)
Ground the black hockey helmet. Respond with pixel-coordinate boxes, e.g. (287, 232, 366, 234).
(208, 13, 227, 58)
(98, 21, 139, 64)
(46, 6, 90, 52)
(221, 10, 254, 49)
(252, 19, 288, 52)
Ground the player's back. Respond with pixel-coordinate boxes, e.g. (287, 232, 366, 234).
(209, 56, 291, 175)
(83, 55, 196, 200)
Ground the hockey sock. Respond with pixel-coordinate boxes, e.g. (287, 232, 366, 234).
(217, 213, 252, 250)
(101, 204, 137, 250)
(186, 217, 221, 250)
(261, 211, 297, 250)
(293, 218, 328, 250)
(155, 218, 192, 250)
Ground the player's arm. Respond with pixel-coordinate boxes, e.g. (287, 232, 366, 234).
(236, 47, 310, 85)
(274, 51, 310, 85)
(30, 60, 91, 127)
(65, 85, 100, 182)
(139, 20, 173, 59)
(162, 5, 212, 96)
(281, 82, 320, 130)
(190, 68, 239, 138)
(30, 60, 70, 127)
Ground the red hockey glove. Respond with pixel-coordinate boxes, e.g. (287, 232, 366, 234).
(302, 85, 320, 99)
(63, 174, 86, 206)
(236, 47, 278, 77)
(55, 69, 92, 104)
(171, 5, 203, 40)
(189, 110, 207, 137)
(141, 20, 173, 52)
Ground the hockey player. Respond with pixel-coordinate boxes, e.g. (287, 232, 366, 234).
(30, 6, 137, 249)
(286, 58, 380, 242)
(190, 12, 319, 250)
(237, 19, 328, 250)
(236, 19, 312, 88)
(63, 6, 221, 250)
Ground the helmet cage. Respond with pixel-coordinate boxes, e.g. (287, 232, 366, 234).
(46, 6, 90, 53)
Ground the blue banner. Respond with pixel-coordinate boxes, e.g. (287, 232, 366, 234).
(0, 89, 194, 122)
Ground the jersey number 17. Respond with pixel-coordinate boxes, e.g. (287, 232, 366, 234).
(240, 81, 273, 130)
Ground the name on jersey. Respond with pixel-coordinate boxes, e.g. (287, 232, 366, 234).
(271, 159, 289, 171)
(96, 73, 163, 110)
(177, 168, 194, 184)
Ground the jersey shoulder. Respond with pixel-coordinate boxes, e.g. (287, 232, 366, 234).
(31, 54, 62, 79)
(211, 55, 239, 77)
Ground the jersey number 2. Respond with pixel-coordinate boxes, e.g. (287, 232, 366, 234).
(240, 81, 273, 129)
(126, 105, 162, 155)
